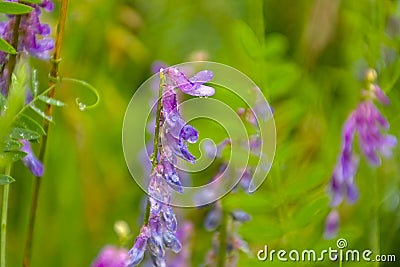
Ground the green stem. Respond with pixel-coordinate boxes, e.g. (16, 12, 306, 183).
(1, 8, 21, 267)
(371, 169, 380, 267)
(1, 165, 12, 267)
(151, 70, 165, 169)
(144, 70, 165, 226)
(7, 14, 22, 87)
(217, 205, 227, 267)
(23, 1, 69, 267)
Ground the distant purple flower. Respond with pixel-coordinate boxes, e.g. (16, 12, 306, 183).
(230, 210, 251, 222)
(204, 204, 222, 231)
(0, 0, 54, 93)
(237, 87, 273, 127)
(203, 138, 231, 159)
(91, 246, 128, 267)
(238, 168, 252, 193)
(20, 140, 44, 177)
(328, 100, 396, 208)
(324, 210, 339, 239)
(325, 76, 397, 238)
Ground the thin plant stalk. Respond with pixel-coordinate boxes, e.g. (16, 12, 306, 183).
(7, 14, 22, 85)
(23, 1, 69, 266)
(371, 169, 380, 267)
(217, 206, 227, 267)
(0, 165, 12, 267)
(144, 70, 165, 226)
(1, 11, 22, 267)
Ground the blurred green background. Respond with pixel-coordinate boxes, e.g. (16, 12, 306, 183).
(6, 0, 400, 266)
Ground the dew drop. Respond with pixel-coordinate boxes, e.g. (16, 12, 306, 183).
(78, 102, 86, 111)
(32, 69, 38, 96)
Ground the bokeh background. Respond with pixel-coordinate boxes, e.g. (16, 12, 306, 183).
(6, 0, 400, 266)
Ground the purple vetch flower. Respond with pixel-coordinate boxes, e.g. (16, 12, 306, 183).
(325, 72, 397, 238)
(126, 226, 150, 267)
(151, 61, 168, 74)
(0, 0, 54, 94)
(204, 203, 222, 231)
(324, 209, 339, 239)
(157, 67, 214, 191)
(91, 245, 128, 267)
(328, 100, 396, 208)
(238, 168, 252, 193)
(161, 85, 199, 164)
(203, 138, 231, 159)
(237, 87, 273, 128)
(161, 206, 178, 233)
(162, 230, 182, 253)
(164, 68, 215, 97)
(160, 156, 183, 193)
(247, 134, 262, 155)
(230, 210, 251, 223)
(128, 67, 215, 266)
(20, 140, 44, 177)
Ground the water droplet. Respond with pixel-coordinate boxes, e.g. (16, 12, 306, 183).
(171, 115, 178, 122)
(32, 69, 38, 96)
(78, 102, 86, 111)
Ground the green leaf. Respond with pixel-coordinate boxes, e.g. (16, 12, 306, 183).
(235, 21, 263, 59)
(4, 139, 23, 151)
(0, 175, 15, 185)
(0, 151, 27, 164)
(0, 2, 33, 14)
(15, 114, 46, 136)
(9, 127, 41, 140)
(292, 197, 329, 228)
(38, 95, 66, 107)
(0, 93, 7, 112)
(0, 37, 16, 54)
(30, 105, 53, 122)
(21, 0, 42, 4)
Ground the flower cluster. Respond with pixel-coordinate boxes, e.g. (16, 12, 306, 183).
(0, 0, 54, 177)
(325, 69, 397, 238)
(125, 67, 215, 267)
(0, 0, 54, 94)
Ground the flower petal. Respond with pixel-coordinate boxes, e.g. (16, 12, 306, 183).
(181, 84, 215, 97)
(21, 140, 44, 177)
(163, 231, 182, 253)
(126, 226, 150, 267)
(189, 70, 214, 84)
(179, 124, 198, 144)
